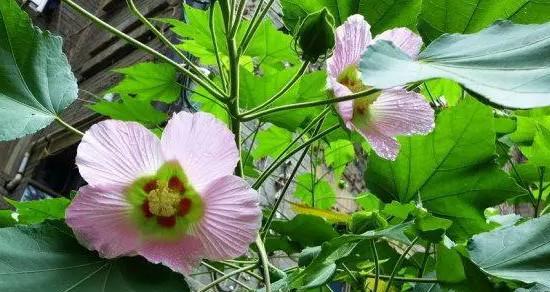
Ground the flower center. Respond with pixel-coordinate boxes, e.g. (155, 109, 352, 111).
(146, 181, 182, 217)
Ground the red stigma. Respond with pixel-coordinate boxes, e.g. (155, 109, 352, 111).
(143, 180, 158, 193)
(141, 200, 154, 218)
(168, 176, 185, 193)
(157, 216, 177, 228)
(178, 198, 192, 216)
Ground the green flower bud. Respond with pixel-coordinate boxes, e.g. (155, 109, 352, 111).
(296, 8, 335, 62)
(350, 211, 388, 234)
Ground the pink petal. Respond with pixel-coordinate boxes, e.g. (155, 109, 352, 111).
(161, 112, 239, 192)
(327, 14, 372, 78)
(138, 236, 203, 275)
(76, 120, 163, 188)
(369, 89, 435, 137)
(373, 28, 423, 58)
(328, 77, 354, 128)
(66, 185, 140, 258)
(191, 175, 261, 260)
(355, 125, 400, 160)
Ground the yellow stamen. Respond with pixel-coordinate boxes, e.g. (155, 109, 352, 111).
(146, 182, 181, 217)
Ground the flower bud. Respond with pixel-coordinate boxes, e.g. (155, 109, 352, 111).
(296, 8, 335, 62)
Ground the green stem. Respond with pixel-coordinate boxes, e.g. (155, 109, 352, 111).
(230, 0, 248, 37)
(499, 143, 537, 207)
(535, 167, 546, 218)
(198, 264, 256, 292)
(370, 240, 380, 292)
(220, 261, 263, 280)
(261, 115, 325, 237)
(239, 0, 276, 56)
(61, 0, 225, 101)
(242, 61, 310, 116)
(255, 235, 272, 292)
(209, 2, 228, 91)
(201, 262, 253, 291)
(55, 117, 84, 136)
(365, 273, 438, 284)
(240, 88, 380, 121)
(252, 107, 330, 189)
(385, 237, 419, 292)
(126, 0, 223, 95)
(418, 243, 431, 278)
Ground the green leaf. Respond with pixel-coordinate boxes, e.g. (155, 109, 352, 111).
(436, 244, 466, 284)
(421, 79, 463, 107)
(4, 197, 69, 225)
(359, 21, 550, 109)
(110, 63, 180, 103)
(293, 174, 336, 210)
(0, 210, 15, 227)
(89, 95, 167, 127)
(356, 193, 383, 211)
(280, 0, 360, 30)
(324, 139, 355, 181)
(366, 98, 526, 240)
(0, 221, 190, 291)
(468, 214, 550, 287)
(160, 4, 298, 70)
(418, 0, 550, 43)
(414, 213, 453, 243)
(0, 0, 78, 141)
(251, 125, 293, 160)
(521, 125, 550, 167)
(271, 214, 338, 248)
(358, 0, 422, 35)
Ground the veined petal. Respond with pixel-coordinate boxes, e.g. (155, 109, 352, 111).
(66, 185, 140, 258)
(328, 77, 354, 127)
(373, 28, 423, 58)
(76, 120, 163, 188)
(191, 175, 261, 260)
(138, 236, 203, 275)
(369, 89, 435, 137)
(161, 112, 239, 193)
(327, 14, 372, 78)
(355, 125, 400, 161)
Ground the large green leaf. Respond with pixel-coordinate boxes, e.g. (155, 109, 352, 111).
(3, 197, 70, 225)
(418, 0, 550, 43)
(366, 98, 526, 239)
(324, 139, 355, 181)
(293, 174, 336, 210)
(468, 215, 550, 287)
(0, 0, 78, 141)
(359, 21, 550, 109)
(280, 0, 360, 29)
(89, 95, 168, 128)
(251, 125, 294, 160)
(271, 214, 338, 248)
(0, 221, 189, 292)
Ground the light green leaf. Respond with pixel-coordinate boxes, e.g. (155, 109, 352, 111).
(4, 197, 69, 225)
(418, 0, 550, 43)
(280, 0, 360, 30)
(89, 95, 167, 127)
(359, 21, 550, 109)
(356, 193, 382, 212)
(358, 0, 422, 35)
(521, 125, 550, 167)
(251, 125, 293, 160)
(0, 221, 190, 291)
(366, 98, 526, 240)
(110, 63, 180, 103)
(324, 139, 355, 181)
(0, 210, 16, 227)
(469, 214, 550, 287)
(293, 175, 336, 210)
(421, 79, 463, 107)
(0, 0, 78, 141)
(271, 214, 338, 247)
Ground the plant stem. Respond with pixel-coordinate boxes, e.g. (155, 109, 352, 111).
(252, 122, 339, 190)
(239, 0, 276, 56)
(242, 61, 310, 116)
(261, 115, 325, 237)
(55, 117, 84, 136)
(385, 237, 419, 292)
(255, 235, 272, 292)
(535, 167, 546, 218)
(370, 240, 380, 292)
(221, 261, 263, 280)
(201, 261, 253, 291)
(198, 264, 256, 292)
(209, 3, 228, 91)
(499, 143, 537, 207)
(364, 273, 438, 284)
(230, 0, 248, 37)
(240, 88, 380, 121)
(61, 0, 225, 101)
(126, 0, 223, 95)
(418, 243, 431, 278)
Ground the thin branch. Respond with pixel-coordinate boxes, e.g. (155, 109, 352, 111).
(198, 264, 256, 292)
(255, 235, 272, 292)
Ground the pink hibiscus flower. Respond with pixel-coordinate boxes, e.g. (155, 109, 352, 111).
(327, 15, 435, 160)
(66, 112, 261, 274)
